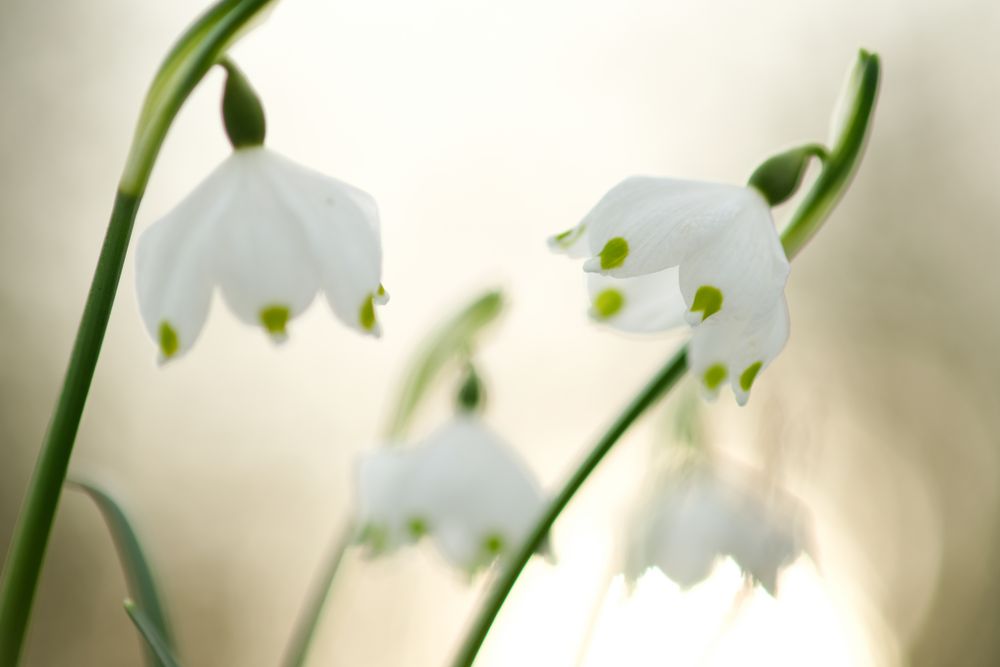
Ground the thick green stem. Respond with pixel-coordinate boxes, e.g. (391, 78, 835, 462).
(449, 348, 689, 667)
(0, 1, 275, 663)
(282, 523, 355, 667)
(0, 191, 139, 665)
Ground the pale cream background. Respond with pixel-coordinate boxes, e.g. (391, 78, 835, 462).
(2, 0, 999, 665)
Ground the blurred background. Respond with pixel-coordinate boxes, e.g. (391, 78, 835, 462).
(2, 0, 999, 664)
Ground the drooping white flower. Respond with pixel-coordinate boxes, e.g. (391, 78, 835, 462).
(136, 146, 385, 361)
(625, 468, 807, 595)
(355, 416, 545, 572)
(550, 176, 790, 403)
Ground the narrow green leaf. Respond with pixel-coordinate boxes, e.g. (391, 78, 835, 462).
(70, 480, 175, 667)
(385, 290, 504, 437)
(124, 600, 182, 667)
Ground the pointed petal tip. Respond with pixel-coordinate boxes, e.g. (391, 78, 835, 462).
(582, 257, 603, 273)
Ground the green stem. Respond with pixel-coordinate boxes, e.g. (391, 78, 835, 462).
(450, 348, 689, 667)
(0, 191, 139, 665)
(0, 2, 275, 663)
(781, 50, 880, 260)
(450, 49, 880, 667)
(282, 523, 355, 667)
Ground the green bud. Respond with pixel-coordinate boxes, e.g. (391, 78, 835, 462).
(220, 58, 266, 149)
(456, 364, 486, 413)
(747, 144, 827, 206)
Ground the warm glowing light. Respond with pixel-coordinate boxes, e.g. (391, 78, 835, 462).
(580, 558, 889, 667)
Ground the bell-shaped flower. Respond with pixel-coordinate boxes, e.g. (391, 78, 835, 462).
(550, 176, 791, 403)
(354, 416, 545, 572)
(624, 468, 807, 595)
(136, 146, 385, 361)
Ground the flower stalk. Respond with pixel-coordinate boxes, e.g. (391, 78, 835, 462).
(0, 2, 275, 664)
(450, 49, 880, 667)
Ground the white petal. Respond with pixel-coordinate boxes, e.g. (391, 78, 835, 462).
(260, 150, 384, 336)
(678, 189, 788, 325)
(582, 177, 751, 278)
(547, 222, 590, 258)
(135, 160, 235, 361)
(211, 149, 321, 341)
(587, 268, 687, 334)
(633, 473, 732, 588)
(409, 417, 544, 570)
(355, 445, 420, 555)
(727, 499, 804, 595)
(688, 296, 790, 405)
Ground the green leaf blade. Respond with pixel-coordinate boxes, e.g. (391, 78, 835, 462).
(70, 480, 176, 667)
(124, 600, 182, 667)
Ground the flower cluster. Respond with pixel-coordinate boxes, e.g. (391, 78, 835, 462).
(355, 416, 545, 572)
(625, 467, 807, 594)
(551, 177, 791, 404)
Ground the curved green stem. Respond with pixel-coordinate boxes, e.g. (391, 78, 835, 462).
(781, 50, 881, 259)
(282, 523, 355, 667)
(0, 2, 275, 664)
(450, 49, 881, 667)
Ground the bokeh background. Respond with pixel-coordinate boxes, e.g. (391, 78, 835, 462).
(2, 0, 999, 665)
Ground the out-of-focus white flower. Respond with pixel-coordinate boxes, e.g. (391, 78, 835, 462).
(355, 416, 545, 572)
(625, 468, 807, 595)
(136, 146, 385, 361)
(550, 177, 790, 404)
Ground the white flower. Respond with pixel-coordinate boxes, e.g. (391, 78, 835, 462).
(355, 416, 545, 572)
(136, 146, 386, 361)
(625, 468, 807, 595)
(550, 176, 790, 404)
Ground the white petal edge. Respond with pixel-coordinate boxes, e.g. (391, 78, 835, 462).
(135, 158, 237, 361)
(586, 268, 687, 334)
(408, 417, 545, 570)
(582, 177, 752, 278)
(355, 445, 420, 555)
(688, 296, 790, 405)
(211, 149, 322, 340)
(678, 189, 788, 325)
(260, 149, 384, 337)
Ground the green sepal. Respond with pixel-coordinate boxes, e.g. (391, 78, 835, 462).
(748, 144, 827, 207)
(456, 364, 486, 414)
(220, 58, 266, 148)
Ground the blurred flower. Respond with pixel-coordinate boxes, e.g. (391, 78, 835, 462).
(355, 416, 545, 572)
(136, 146, 385, 361)
(625, 468, 807, 595)
(550, 177, 789, 404)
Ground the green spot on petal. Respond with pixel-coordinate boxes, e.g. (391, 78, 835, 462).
(599, 237, 629, 270)
(593, 288, 625, 320)
(690, 285, 723, 320)
(358, 523, 388, 553)
(158, 321, 179, 359)
(260, 305, 291, 336)
(359, 294, 377, 331)
(377, 284, 386, 297)
(739, 361, 763, 392)
(484, 533, 505, 556)
(407, 517, 428, 538)
(703, 363, 728, 391)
